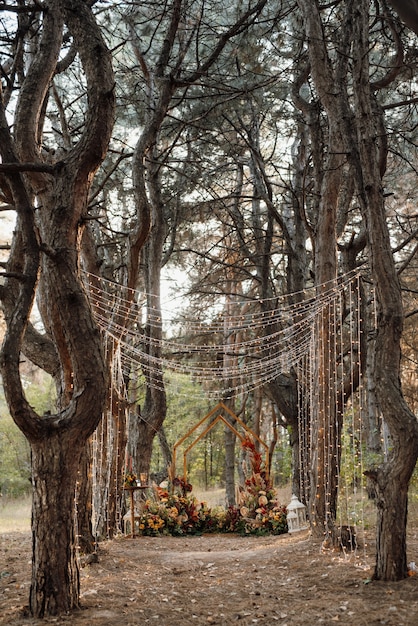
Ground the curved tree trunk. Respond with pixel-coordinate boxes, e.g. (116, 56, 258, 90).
(130, 146, 167, 479)
(296, 0, 350, 540)
(352, 0, 418, 580)
(0, 0, 114, 616)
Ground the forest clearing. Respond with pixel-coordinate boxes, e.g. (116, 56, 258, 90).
(1, 496, 418, 626)
(1, 0, 418, 620)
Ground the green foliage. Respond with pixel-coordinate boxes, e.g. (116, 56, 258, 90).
(150, 374, 294, 491)
(0, 413, 31, 497)
(0, 371, 55, 497)
(338, 417, 366, 494)
(272, 427, 292, 486)
(24, 373, 56, 415)
(158, 373, 212, 446)
(149, 373, 226, 486)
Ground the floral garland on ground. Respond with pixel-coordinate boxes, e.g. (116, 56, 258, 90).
(130, 437, 287, 537)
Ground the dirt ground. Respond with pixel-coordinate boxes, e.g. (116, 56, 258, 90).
(1, 528, 418, 626)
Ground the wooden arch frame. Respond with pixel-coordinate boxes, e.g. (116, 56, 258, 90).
(171, 401, 270, 486)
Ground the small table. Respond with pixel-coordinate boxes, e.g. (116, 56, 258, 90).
(123, 485, 149, 537)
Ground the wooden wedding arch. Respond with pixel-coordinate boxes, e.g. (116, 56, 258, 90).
(171, 401, 270, 486)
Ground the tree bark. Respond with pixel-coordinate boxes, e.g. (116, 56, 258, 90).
(224, 424, 237, 506)
(30, 434, 84, 615)
(267, 373, 300, 495)
(352, 0, 418, 580)
(0, 0, 114, 615)
(296, 0, 351, 540)
(77, 440, 95, 555)
(130, 148, 167, 478)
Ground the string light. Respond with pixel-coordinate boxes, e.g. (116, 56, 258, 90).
(297, 273, 371, 555)
(83, 269, 362, 400)
(85, 269, 373, 550)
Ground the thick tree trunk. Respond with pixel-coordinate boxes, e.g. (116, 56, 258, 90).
(369, 465, 410, 579)
(309, 304, 340, 538)
(352, 0, 418, 580)
(296, 0, 355, 542)
(292, 0, 361, 551)
(30, 433, 84, 616)
(127, 46, 171, 475)
(0, 1, 114, 617)
(156, 426, 173, 480)
(130, 163, 167, 477)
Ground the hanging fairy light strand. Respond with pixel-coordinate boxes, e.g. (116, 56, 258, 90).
(82, 269, 364, 400)
(84, 272, 364, 398)
(85, 269, 374, 546)
(83, 269, 360, 333)
(294, 272, 371, 554)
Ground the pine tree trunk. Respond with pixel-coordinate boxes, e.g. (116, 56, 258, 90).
(267, 373, 299, 496)
(107, 404, 128, 537)
(297, 0, 353, 543)
(0, 2, 114, 617)
(30, 434, 84, 616)
(367, 466, 409, 579)
(352, 0, 418, 580)
(128, 131, 167, 480)
(131, 391, 166, 478)
(224, 426, 237, 506)
(309, 302, 343, 541)
(76, 440, 95, 554)
(223, 291, 238, 507)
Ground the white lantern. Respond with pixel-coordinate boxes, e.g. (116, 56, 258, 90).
(286, 494, 308, 533)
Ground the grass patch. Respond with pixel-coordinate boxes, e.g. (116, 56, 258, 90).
(0, 495, 31, 533)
